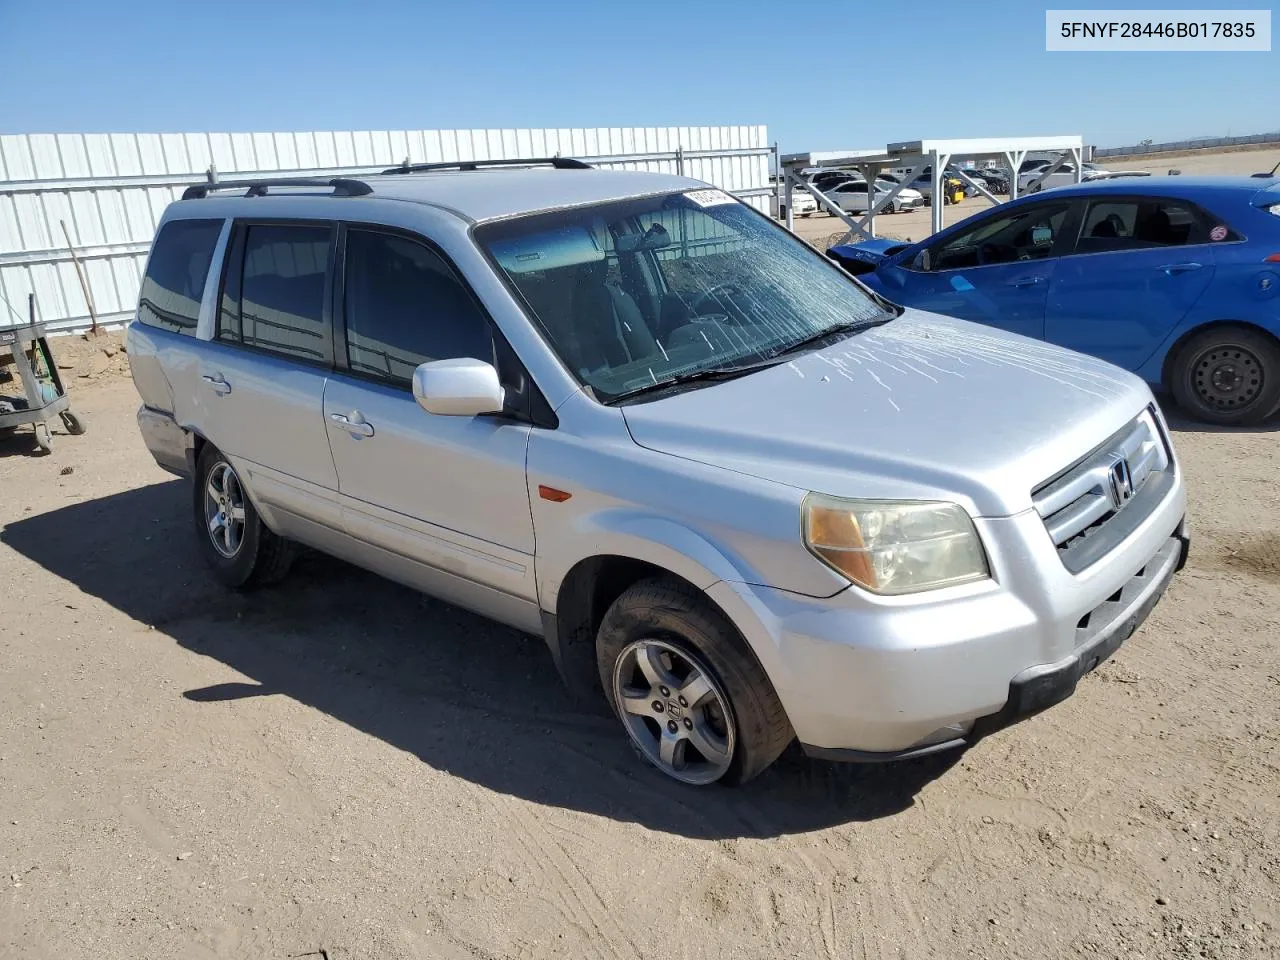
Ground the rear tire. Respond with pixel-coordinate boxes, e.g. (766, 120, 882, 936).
(193, 443, 296, 589)
(1170, 326, 1280, 426)
(596, 577, 792, 786)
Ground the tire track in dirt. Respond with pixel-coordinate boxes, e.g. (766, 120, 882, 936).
(496, 798, 641, 960)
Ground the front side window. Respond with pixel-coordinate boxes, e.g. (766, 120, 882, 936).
(478, 192, 892, 403)
(343, 229, 494, 384)
(925, 202, 1070, 271)
(237, 224, 332, 362)
(138, 219, 222, 334)
(1075, 199, 1203, 253)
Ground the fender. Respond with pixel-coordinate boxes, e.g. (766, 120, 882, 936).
(538, 507, 757, 611)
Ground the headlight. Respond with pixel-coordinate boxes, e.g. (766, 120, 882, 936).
(802, 494, 989, 595)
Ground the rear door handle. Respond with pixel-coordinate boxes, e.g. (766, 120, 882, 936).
(1006, 276, 1046, 287)
(201, 374, 232, 395)
(1160, 262, 1203, 275)
(329, 412, 375, 437)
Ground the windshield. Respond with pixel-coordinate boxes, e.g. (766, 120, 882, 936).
(477, 191, 892, 402)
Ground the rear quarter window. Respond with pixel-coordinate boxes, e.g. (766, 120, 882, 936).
(137, 219, 223, 334)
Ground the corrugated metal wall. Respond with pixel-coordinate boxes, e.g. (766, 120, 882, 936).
(0, 125, 772, 333)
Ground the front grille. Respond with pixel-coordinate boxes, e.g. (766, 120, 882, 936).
(1032, 409, 1170, 570)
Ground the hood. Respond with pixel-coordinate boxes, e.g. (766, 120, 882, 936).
(826, 240, 914, 277)
(829, 237, 911, 260)
(621, 311, 1152, 517)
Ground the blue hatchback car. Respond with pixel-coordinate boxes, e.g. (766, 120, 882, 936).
(828, 177, 1280, 425)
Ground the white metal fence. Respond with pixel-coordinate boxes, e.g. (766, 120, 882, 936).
(0, 125, 773, 333)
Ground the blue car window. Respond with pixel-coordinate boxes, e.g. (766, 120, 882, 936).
(1074, 199, 1203, 254)
(928, 203, 1070, 271)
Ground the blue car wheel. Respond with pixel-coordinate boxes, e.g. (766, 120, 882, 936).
(1170, 326, 1280, 426)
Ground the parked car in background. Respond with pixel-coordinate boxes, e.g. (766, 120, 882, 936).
(770, 180, 819, 218)
(809, 170, 862, 193)
(125, 162, 1189, 786)
(827, 180, 921, 213)
(864, 172, 926, 205)
(958, 167, 1011, 194)
(879, 179, 925, 205)
(787, 187, 819, 217)
(1020, 162, 1109, 194)
(828, 176, 1280, 424)
(904, 170, 968, 205)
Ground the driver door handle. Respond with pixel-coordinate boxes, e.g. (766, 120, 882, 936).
(1006, 276, 1046, 287)
(329, 412, 375, 437)
(1160, 262, 1203, 275)
(201, 374, 232, 395)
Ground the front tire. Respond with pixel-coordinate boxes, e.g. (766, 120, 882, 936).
(1170, 326, 1280, 426)
(596, 577, 792, 786)
(193, 444, 296, 589)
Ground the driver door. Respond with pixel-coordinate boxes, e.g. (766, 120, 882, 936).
(896, 200, 1075, 340)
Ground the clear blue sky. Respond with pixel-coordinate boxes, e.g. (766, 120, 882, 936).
(1, 0, 1275, 152)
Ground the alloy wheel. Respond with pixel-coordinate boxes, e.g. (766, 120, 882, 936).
(204, 461, 247, 558)
(612, 639, 736, 785)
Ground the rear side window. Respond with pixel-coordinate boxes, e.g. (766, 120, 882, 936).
(233, 224, 332, 363)
(137, 219, 222, 334)
(1076, 199, 1205, 252)
(342, 229, 494, 384)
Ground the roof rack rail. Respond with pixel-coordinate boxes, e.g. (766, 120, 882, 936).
(379, 157, 593, 175)
(181, 177, 373, 201)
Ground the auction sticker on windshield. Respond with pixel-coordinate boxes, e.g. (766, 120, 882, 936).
(685, 189, 737, 208)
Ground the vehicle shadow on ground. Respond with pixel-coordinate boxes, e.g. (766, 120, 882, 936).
(1164, 413, 1280, 435)
(1156, 394, 1280, 434)
(2, 480, 960, 839)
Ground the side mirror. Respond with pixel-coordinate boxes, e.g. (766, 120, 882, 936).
(913, 248, 932, 271)
(412, 358, 505, 417)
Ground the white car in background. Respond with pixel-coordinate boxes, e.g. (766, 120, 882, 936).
(773, 183, 819, 218)
(1019, 162, 1109, 193)
(788, 188, 819, 217)
(826, 180, 921, 214)
(876, 177, 925, 206)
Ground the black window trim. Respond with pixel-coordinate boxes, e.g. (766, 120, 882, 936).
(213, 217, 338, 370)
(331, 220, 558, 429)
(1060, 194, 1245, 259)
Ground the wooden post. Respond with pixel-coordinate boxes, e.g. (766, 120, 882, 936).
(60, 220, 99, 337)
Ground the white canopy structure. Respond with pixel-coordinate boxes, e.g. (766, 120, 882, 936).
(888, 136, 1086, 234)
(780, 135, 1085, 241)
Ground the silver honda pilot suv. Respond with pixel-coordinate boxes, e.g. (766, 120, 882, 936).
(127, 160, 1189, 785)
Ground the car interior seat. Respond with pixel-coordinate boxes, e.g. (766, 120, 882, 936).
(563, 260, 659, 376)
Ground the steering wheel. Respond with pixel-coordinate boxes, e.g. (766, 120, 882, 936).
(689, 283, 745, 322)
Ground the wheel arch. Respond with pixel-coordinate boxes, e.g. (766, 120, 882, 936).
(544, 554, 748, 699)
(1159, 319, 1280, 391)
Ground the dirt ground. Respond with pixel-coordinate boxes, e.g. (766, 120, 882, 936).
(3, 227, 1280, 959)
(789, 145, 1280, 249)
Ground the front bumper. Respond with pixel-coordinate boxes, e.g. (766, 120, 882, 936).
(707, 473, 1188, 758)
(804, 530, 1186, 762)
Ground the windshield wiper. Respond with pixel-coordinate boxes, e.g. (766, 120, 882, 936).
(765, 317, 891, 360)
(605, 358, 785, 404)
